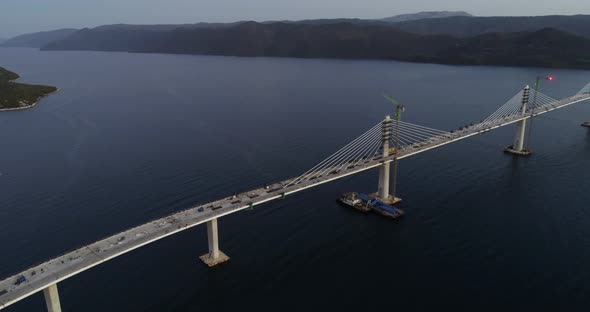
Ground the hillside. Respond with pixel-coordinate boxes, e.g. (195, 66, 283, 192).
(42, 22, 453, 58)
(380, 11, 472, 23)
(0, 67, 19, 81)
(266, 12, 472, 26)
(436, 28, 590, 68)
(1, 29, 78, 48)
(42, 22, 590, 69)
(0, 67, 58, 110)
(393, 15, 590, 38)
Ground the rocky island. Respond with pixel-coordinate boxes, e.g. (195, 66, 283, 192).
(0, 67, 58, 110)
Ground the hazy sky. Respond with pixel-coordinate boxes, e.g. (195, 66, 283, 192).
(2, 0, 590, 38)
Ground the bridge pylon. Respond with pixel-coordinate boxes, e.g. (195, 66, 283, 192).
(374, 115, 402, 204)
(199, 218, 229, 267)
(505, 85, 533, 156)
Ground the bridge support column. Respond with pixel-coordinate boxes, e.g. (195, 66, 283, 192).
(375, 116, 401, 204)
(505, 85, 533, 156)
(43, 283, 62, 312)
(199, 218, 229, 267)
(377, 116, 391, 200)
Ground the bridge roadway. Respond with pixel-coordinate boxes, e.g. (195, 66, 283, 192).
(1, 92, 589, 309)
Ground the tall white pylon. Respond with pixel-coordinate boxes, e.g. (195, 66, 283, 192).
(505, 85, 533, 156)
(377, 116, 392, 199)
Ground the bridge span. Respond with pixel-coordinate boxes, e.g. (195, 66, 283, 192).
(1, 84, 590, 311)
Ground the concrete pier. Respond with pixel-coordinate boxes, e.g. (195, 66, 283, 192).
(505, 86, 533, 156)
(43, 284, 61, 312)
(199, 219, 229, 267)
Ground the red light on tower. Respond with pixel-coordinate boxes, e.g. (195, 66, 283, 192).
(546, 76, 554, 81)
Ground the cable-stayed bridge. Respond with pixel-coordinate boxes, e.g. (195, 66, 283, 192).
(2, 83, 590, 311)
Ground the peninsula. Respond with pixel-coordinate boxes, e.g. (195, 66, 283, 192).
(0, 67, 58, 110)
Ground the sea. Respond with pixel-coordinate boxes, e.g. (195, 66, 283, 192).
(1, 47, 590, 311)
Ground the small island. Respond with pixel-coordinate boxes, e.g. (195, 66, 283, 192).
(0, 67, 58, 111)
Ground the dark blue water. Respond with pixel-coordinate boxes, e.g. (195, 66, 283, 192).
(1, 47, 590, 311)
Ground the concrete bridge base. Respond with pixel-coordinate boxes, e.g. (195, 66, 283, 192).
(199, 219, 230, 267)
(199, 251, 230, 267)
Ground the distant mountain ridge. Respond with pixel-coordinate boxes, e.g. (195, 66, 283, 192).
(90, 22, 241, 32)
(44, 21, 451, 57)
(380, 11, 473, 23)
(6, 13, 590, 70)
(41, 21, 590, 70)
(1, 29, 78, 48)
(7, 13, 590, 47)
(261, 11, 473, 26)
(393, 15, 590, 38)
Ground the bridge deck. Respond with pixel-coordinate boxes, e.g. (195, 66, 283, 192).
(1, 93, 589, 309)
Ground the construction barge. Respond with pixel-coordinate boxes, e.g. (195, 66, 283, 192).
(338, 192, 405, 219)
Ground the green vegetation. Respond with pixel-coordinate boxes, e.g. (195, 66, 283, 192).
(0, 67, 19, 81)
(0, 67, 57, 110)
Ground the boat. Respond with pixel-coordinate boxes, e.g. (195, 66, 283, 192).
(356, 193, 405, 219)
(581, 121, 590, 128)
(370, 202, 406, 219)
(338, 192, 371, 213)
(339, 192, 405, 218)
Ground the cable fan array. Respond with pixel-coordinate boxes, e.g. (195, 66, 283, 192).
(390, 120, 450, 149)
(283, 120, 449, 188)
(473, 90, 525, 130)
(577, 82, 590, 95)
(473, 89, 560, 131)
(527, 90, 560, 112)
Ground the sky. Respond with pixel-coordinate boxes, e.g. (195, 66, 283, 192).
(2, 0, 590, 38)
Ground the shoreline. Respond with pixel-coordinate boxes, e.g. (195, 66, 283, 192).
(0, 88, 60, 112)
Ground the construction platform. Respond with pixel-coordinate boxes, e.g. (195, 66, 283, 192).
(354, 193, 405, 219)
(369, 192, 402, 205)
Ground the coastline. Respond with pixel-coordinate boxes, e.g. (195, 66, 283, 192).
(0, 88, 60, 112)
